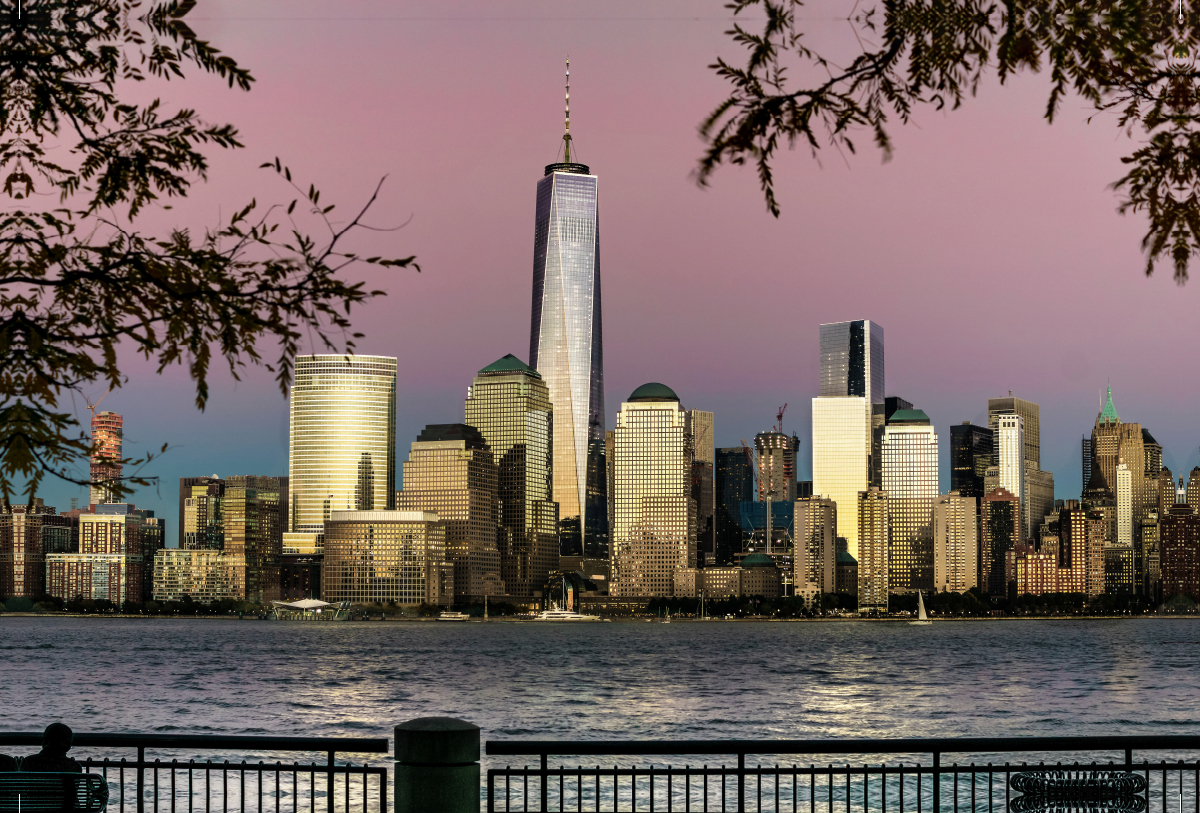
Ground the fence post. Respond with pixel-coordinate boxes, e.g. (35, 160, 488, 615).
(394, 717, 480, 813)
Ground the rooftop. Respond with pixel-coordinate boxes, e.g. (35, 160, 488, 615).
(477, 353, 540, 379)
(415, 423, 488, 450)
(629, 382, 679, 402)
(1099, 384, 1120, 424)
(888, 409, 930, 425)
(740, 553, 777, 568)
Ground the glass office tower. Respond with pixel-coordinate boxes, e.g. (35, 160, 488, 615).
(529, 159, 606, 560)
(286, 355, 396, 553)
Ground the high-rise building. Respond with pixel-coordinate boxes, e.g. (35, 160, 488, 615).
(611, 384, 697, 597)
(396, 424, 502, 602)
(153, 549, 235, 603)
(715, 448, 753, 566)
(812, 396, 871, 558)
(1026, 465, 1055, 542)
(89, 410, 123, 506)
(1057, 507, 1098, 595)
(1116, 463, 1134, 548)
(981, 487, 1021, 597)
(1090, 386, 1147, 526)
(1082, 435, 1093, 494)
(180, 476, 224, 550)
(988, 396, 1040, 469)
(286, 355, 396, 554)
(224, 476, 285, 603)
(464, 354, 559, 598)
(0, 501, 72, 599)
(933, 492, 978, 594)
(691, 411, 716, 564)
(1143, 429, 1163, 476)
(1138, 510, 1162, 601)
(820, 320, 885, 403)
(793, 496, 837, 601)
(995, 414, 1027, 538)
(322, 510, 453, 607)
(874, 396, 913, 488)
(857, 488, 889, 613)
(754, 432, 799, 502)
(46, 511, 143, 606)
(1160, 504, 1200, 602)
(529, 89, 606, 560)
(950, 422, 993, 499)
(881, 409, 938, 593)
(1104, 543, 1136, 595)
(1186, 468, 1200, 515)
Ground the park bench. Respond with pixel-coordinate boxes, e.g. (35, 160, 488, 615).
(1010, 769, 1149, 813)
(0, 773, 109, 813)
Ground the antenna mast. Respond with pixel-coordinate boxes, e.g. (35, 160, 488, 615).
(563, 56, 572, 163)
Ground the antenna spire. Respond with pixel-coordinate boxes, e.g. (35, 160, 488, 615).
(563, 55, 572, 163)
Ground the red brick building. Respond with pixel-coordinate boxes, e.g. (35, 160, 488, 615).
(1161, 504, 1200, 602)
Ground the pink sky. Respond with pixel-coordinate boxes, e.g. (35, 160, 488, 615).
(40, 0, 1200, 527)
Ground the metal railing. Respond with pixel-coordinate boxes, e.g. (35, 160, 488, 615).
(485, 735, 1200, 813)
(0, 733, 389, 813)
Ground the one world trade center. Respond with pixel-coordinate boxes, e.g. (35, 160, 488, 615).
(529, 59, 607, 561)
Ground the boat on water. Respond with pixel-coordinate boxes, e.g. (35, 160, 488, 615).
(534, 605, 600, 622)
(438, 611, 470, 622)
(909, 592, 932, 626)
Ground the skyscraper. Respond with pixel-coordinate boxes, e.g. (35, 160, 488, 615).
(819, 320, 885, 403)
(996, 414, 1027, 536)
(179, 476, 224, 549)
(950, 422, 993, 499)
(396, 424, 502, 602)
(223, 476, 286, 603)
(464, 354, 559, 597)
(933, 492, 978, 593)
(691, 410, 715, 563)
(988, 396, 1040, 469)
(981, 487, 1021, 596)
(881, 409, 939, 593)
(1090, 386, 1147, 526)
(1116, 463, 1133, 548)
(857, 487, 889, 613)
(611, 384, 697, 597)
(529, 67, 606, 560)
(754, 432, 799, 502)
(286, 355, 396, 554)
(89, 410, 123, 506)
(794, 496, 837, 602)
(715, 448, 753, 565)
(322, 511, 453, 607)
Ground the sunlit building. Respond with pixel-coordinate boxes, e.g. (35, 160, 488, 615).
(89, 410, 123, 506)
(396, 424, 502, 602)
(794, 496, 837, 601)
(1090, 386, 1148, 526)
(46, 511, 143, 606)
(286, 354, 396, 554)
(881, 409, 938, 593)
(464, 354, 559, 597)
(610, 384, 697, 597)
(322, 510, 453, 606)
(180, 476, 224, 550)
(857, 488, 889, 613)
(152, 549, 235, 603)
(933, 492, 977, 593)
(812, 396, 871, 558)
(0, 501, 72, 598)
(995, 414, 1027, 537)
(224, 476, 285, 603)
(692, 411, 716, 563)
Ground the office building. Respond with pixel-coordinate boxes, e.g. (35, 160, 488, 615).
(223, 476, 285, 603)
(1116, 463, 1134, 548)
(881, 409, 938, 593)
(1026, 466, 1055, 542)
(754, 432, 799, 502)
(835, 547, 858, 597)
(988, 395, 1040, 469)
(1143, 429, 1163, 477)
(857, 488, 889, 613)
(0, 501, 72, 598)
(1138, 511, 1162, 601)
(46, 511, 143, 606)
(396, 424, 502, 602)
(1104, 543, 1136, 595)
(1015, 542, 1061, 596)
(1082, 435, 1093, 494)
(812, 396, 871, 558)
(950, 422, 993, 499)
(1161, 503, 1200, 602)
(1187, 468, 1200, 515)
(89, 410, 124, 506)
(1057, 507, 1096, 595)
(794, 496, 837, 601)
(179, 476, 224, 549)
(464, 354, 559, 597)
(152, 549, 235, 603)
(610, 384, 697, 597)
(981, 488, 1021, 597)
(322, 510, 453, 607)
(820, 320, 885, 402)
(995, 414, 1027, 538)
(933, 492, 978, 594)
(1090, 386, 1147, 525)
(715, 448, 754, 565)
(286, 354, 396, 554)
(692, 411, 716, 563)
(528, 102, 606, 560)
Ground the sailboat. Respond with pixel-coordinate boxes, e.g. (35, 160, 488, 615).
(909, 591, 932, 625)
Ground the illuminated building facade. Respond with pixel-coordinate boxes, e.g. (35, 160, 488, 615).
(396, 424, 502, 602)
(152, 549, 236, 603)
(46, 512, 143, 605)
(1161, 503, 1200, 602)
(223, 476, 285, 603)
(857, 487, 889, 613)
(529, 154, 606, 561)
(0, 501, 72, 598)
(794, 496, 837, 601)
(322, 510, 452, 606)
(287, 355, 396, 555)
(89, 410, 123, 506)
(933, 492, 978, 593)
(691, 411, 716, 562)
(611, 384, 697, 597)
(464, 354, 558, 597)
(996, 415, 1027, 536)
(754, 432, 799, 502)
(812, 396, 871, 558)
(1090, 387, 1148, 526)
(881, 409, 938, 593)
(981, 487, 1021, 596)
(180, 476, 224, 550)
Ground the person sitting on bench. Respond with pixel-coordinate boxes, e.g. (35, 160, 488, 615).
(21, 723, 81, 772)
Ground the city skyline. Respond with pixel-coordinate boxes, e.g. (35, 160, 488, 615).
(20, 0, 1200, 532)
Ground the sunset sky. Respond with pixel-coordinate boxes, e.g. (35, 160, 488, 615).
(39, 0, 1200, 530)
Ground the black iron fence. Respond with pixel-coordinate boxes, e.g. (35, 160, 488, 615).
(484, 735, 1200, 813)
(0, 734, 389, 813)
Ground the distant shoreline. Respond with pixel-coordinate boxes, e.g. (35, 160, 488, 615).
(1, 613, 1195, 622)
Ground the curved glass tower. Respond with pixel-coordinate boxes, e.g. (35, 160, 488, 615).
(286, 354, 396, 553)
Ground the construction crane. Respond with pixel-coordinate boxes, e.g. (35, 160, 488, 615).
(85, 388, 112, 426)
(775, 403, 788, 434)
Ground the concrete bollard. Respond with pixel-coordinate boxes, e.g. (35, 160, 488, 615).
(394, 717, 480, 813)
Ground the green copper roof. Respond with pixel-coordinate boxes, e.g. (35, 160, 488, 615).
(1099, 385, 1120, 423)
(888, 409, 930, 424)
(741, 553, 777, 568)
(836, 550, 857, 565)
(478, 353, 540, 378)
(629, 382, 679, 402)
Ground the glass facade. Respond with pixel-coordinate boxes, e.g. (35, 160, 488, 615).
(464, 356, 559, 597)
(611, 391, 696, 597)
(182, 479, 224, 550)
(322, 510, 452, 607)
(819, 321, 884, 403)
(690, 410, 715, 561)
(288, 355, 396, 549)
(152, 549, 236, 603)
(811, 396, 871, 558)
(881, 417, 939, 593)
(396, 426, 502, 602)
(987, 396, 1040, 469)
(857, 488, 889, 612)
(224, 476, 285, 603)
(714, 448, 753, 565)
(950, 422, 993, 498)
(89, 410, 123, 506)
(529, 168, 606, 559)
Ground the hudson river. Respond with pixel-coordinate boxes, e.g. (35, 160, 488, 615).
(2, 617, 1198, 749)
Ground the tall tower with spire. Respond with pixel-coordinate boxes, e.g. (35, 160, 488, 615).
(529, 58, 607, 562)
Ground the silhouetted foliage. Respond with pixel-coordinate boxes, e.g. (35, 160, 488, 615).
(701, 0, 1200, 281)
(0, 0, 417, 502)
